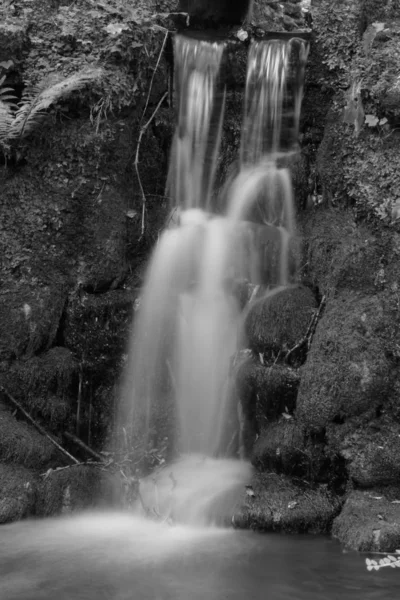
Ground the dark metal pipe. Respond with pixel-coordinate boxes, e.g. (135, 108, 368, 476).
(178, 0, 253, 25)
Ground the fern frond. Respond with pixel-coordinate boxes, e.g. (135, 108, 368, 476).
(0, 75, 18, 105)
(0, 100, 14, 143)
(0, 75, 18, 150)
(9, 67, 103, 140)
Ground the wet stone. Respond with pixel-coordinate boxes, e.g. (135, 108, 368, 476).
(234, 472, 341, 534)
(296, 293, 391, 433)
(0, 463, 37, 524)
(333, 491, 400, 552)
(244, 285, 317, 357)
(236, 359, 300, 426)
(252, 420, 307, 475)
(328, 418, 400, 488)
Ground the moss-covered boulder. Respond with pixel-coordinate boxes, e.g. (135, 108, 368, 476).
(328, 417, 400, 488)
(332, 490, 400, 551)
(244, 285, 317, 357)
(0, 19, 28, 62)
(0, 0, 174, 520)
(237, 358, 300, 425)
(36, 465, 119, 516)
(1, 347, 78, 427)
(252, 0, 308, 31)
(317, 106, 400, 223)
(235, 356, 300, 457)
(0, 406, 57, 469)
(252, 420, 307, 475)
(296, 293, 390, 433)
(0, 463, 37, 524)
(234, 472, 341, 533)
(313, 1, 400, 223)
(302, 209, 389, 297)
(0, 279, 67, 362)
(63, 290, 133, 371)
(362, 0, 400, 23)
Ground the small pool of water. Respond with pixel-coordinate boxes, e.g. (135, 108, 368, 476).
(0, 512, 397, 600)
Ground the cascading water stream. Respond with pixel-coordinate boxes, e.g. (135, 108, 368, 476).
(120, 33, 309, 526)
(167, 35, 226, 212)
(240, 40, 289, 164)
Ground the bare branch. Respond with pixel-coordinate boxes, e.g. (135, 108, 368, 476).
(134, 29, 169, 238)
(134, 91, 168, 236)
(0, 385, 79, 465)
(64, 431, 105, 463)
(284, 295, 326, 362)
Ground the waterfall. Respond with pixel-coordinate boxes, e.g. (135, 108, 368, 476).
(167, 35, 226, 212)
(120, 33, 308, 525)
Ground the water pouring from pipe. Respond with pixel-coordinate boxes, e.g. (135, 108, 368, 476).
(120, 32, 309, 526)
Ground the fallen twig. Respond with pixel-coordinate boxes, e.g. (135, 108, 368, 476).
(284, 295, 326, 362)
(307, 295, 326, 349)
(142, 29, 169, 119)
(41, 461, 105, 479)
(76, 361, 83, 437)
(64, 431, 105, 462)
(0, 385, 79, 465)
(135, 29, 169, 238)
(135, 91, 168, 237)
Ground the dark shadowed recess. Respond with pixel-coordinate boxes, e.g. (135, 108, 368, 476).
(178, 0, 252, 25)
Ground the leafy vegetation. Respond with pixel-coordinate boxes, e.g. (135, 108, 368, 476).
(314, 0, 400, 225)
(0, 0, 171, 163)
(0, 0, 172, 506)
(0, 68, 102, 159)
(313, 0, 361, 85)
(366, 552, 400, 571)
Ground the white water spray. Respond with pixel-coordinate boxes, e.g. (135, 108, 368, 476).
(121, 33, 308, 525)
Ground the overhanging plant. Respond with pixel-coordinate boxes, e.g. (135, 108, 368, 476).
(0, 67, 103, 160)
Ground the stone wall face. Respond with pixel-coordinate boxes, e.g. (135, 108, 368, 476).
(0, 0, 174, 520)
(0, 0, 309, 522)
(235, 0, 400, 548)
(4, 0, 400, 551)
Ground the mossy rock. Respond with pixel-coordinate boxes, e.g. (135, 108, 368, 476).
(317, 106, 400, 223)
(244, 285, 317, 356)
(252, 421, 335, 484)
(0, 402, 58, 469)
(252, 420, 307, 475)
(236, 358, 300, 426)
(296, 293, 390, 433)
(0, 463, 37, 524)
(234, 472, 341, 534)
(0, 280, 67, 362)
(332, 490, 400, 552)
(252, 0, 307, 30)
(314, 15, 400, 222)
(36, 465, 119, 517)
(362, 0, 400, 23)
(358, 21, 400, 119)
(302, 208, 388, 296)
(251, 2, 285, 30)
(2, 347, 77, 426)
(288, 151, 310, 210)
(328, 417, 400, 487)
(64, 289, 133, 370)
(0, 20, 28, 61)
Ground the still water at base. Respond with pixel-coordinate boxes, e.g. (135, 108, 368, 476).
(1, 512, 397, 600)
